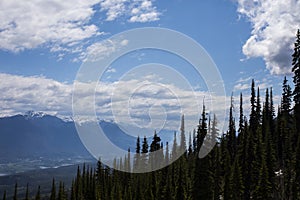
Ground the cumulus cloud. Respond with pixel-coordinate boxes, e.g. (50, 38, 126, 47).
(129, 0, 160, 22)
(0, 0, 160, 53)
(100, 0, 160, 22)
(237, 0, 300, 74)
(0, 73, 72, 117)
(0, 0, 101, 52)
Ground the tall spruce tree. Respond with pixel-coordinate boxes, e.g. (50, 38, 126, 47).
(24, 183, 29, 200)
(13, 183, 17, 200)
(231, 158, 244, 200)
(35, 186, 40, 200)
(238, 93, 244, 136)
(141, 136, 149, 168)
(250, 79, 257, 134)
(180, 114, 187, 154)
(133, 136, 141, 172)
(50, 178, 56, 200)
(171, 132, 178, 161)
(2, 191, 6, 200)
(193, 104, 213, 199)
(292, 29, 300, 134)
(227, 94, 236, 163)
(293, 134, 300, 199)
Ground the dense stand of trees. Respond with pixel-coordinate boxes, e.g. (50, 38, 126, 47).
(2, 30, 300, 200)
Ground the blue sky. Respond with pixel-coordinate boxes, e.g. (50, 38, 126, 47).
(0, 0, 299, 132)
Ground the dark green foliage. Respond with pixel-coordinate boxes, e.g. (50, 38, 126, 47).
(50, 178, 56, 200)
(2, 191, 6, 200)
(293, 134, 300, 199)
(58, 181, 67, 200)
(292, 30, 300, 152)
(238, 93, 244, 135)
(231, 158, 244, 200)
(24, 183, 29, 200)
(292, 29, 300, 106)
(227, 94, 236, 163)
(35, 186, 40, 200)
(13, 183, 17, 200)
(180, 114, 187, 153)
(250, 79, 257, 134)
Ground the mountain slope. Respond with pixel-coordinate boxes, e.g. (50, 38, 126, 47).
(0, 113, 91, 160)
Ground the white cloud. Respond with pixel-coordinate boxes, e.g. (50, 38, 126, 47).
(100, 0, 160, 22)
(0, 0, 101, 52)
(100, 0, 127, 21)
(129, 0, 160, 22)
(79, 39, 129, 61)
(237, 0, 300, 74)
(234, 83, 250, 91)
(107, 68, 117, 73)
(0, 73, 72, 117)
(0, 0, 160, 53)
(1, 73, 282, 133)
(129, 12, 159, 23)
(0, 73, 228, 132)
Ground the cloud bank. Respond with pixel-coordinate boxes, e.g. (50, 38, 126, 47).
(0, 73, 227, 132)
(237, 0, 300, 74)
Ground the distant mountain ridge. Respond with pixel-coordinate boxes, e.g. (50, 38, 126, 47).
(0, 113, 91, 160)
(0, 112, 175, 162)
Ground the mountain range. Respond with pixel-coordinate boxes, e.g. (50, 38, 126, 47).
(0, 112, 175, 162)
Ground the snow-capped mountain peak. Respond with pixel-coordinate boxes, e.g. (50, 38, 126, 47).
(24, 110, 46, 119)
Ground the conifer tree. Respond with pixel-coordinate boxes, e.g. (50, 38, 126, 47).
(253, 152, 272, 200)
(262, 88, 270, 141)
(171, 132, 178, 161)
(75, 166, 83, 200)
(196, 104, 208, 153)
(50, 178, 56, 200)
(13, 183, 17, 200)
(292, 29, 300, 134)
(256, 87, 262, 126)
(35, 186, 40, 200)
(58, 181, 64, 200)
(24, 183, 29, 200)
(244, 120, 256, 199)
(292, 134, 300, 199)
(227, 94, 236, 163)
(269, 88, 276, 135)
(134, 136, 141, 171)
(231, 158, 244, 200)
(282, 76, 292, 114)
(223, 149, 232, 200)
(238, 93, 244, 136)
(250, 79, 257, 134)
(2, 191, 6, 200)
(188, 132, 193, 156)
(180, 114, 187, 154)
(165, 142, 170, 165)
(70, 180, 75, 200)
(211, 114, 219, 146)
(193, 104, 213, 199)
(141, 136, 149, 169)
